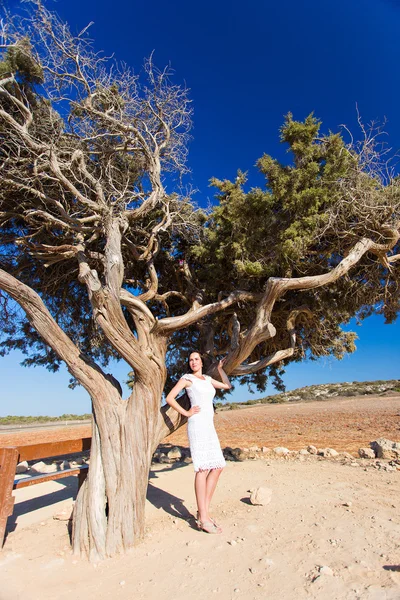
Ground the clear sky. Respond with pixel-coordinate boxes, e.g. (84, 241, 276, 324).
(0, 0, 399, 416)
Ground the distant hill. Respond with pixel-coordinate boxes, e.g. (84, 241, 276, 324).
(217, 379, 400, 410)
(0, 414, 92, 426)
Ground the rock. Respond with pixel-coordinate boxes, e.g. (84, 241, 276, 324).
(15, 461, 29, 474)
(318, 448, 339, 458)
(343, 501, 352, 507)
(261, 447, 271, 453)
(53, 506, 73, 521)
(152, 451, 163, 463)
(183, 456, 192, 464)
(30, 461, 57, 474)
(370, 438, 400, 460)
(167, 446, 182, 460)
(250, 487, 272, 506)
(319, 565, 333, 576)
(231, 448, 257, 461)
(307, 445, 318, 455)
(299, 449, 309, 456)
(228, 540, 237, 546)
(159, 455, 171, 464)
(249, 446, 260, 452)
(341, 452, 354, 460)
(60, 460, 71, 470)
(358, 448, 375, 459)
(273, 447, 289, 455)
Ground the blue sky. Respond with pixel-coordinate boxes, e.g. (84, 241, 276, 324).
(0, 0, 399, 416)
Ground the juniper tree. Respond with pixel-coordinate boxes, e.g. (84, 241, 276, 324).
(0, 2, 399, 560)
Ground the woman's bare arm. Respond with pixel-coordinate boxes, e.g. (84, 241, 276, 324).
(165, 378, 201, 417)
(210, 360, 232, 390)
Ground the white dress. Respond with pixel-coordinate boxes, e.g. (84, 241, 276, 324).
(182, 374, 226, 472)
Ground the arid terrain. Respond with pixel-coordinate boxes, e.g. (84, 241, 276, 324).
(3, 394, 399, 455)
(1, 393, 400, 600)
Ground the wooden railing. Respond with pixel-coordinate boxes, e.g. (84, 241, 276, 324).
(0, 437, 91, 547)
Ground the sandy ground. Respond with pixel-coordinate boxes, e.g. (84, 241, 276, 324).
(1, 394, 400, 600)
(1, 457, 400, 600)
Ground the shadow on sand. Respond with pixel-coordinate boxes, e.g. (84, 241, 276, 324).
(7, 462, 196, 539)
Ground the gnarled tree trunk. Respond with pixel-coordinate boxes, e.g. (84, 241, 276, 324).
(72, 376, 166, 560)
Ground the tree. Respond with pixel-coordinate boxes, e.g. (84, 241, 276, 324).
(1, 3, 399, 560)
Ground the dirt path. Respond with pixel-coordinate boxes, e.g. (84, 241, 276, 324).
(1, 394, 400, 454)
(167, 394, 400, 453)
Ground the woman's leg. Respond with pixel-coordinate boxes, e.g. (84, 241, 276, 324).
(205, 468, 223, 516)
(194, 470, 209, 522)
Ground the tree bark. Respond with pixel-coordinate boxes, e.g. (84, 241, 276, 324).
(72, 365, 166, 559)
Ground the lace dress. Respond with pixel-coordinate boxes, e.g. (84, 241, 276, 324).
(182, 374, 226, 472)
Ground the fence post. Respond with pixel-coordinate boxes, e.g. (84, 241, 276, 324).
(0, 447, 19, 548)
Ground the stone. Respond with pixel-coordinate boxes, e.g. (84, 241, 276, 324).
(370, 438, 400, 460)
(15, 461, 29, 474)
(261, 447, 271, 453)
(30, 461, 57, 474)
(318, 448, 339, 458)
(273, 447, 289, 455)
(249, 487, 272, 506)
(249, 446, 260, 452)
(228, 540, 237, 546)
(307, 445, 318, 454)
(231, 448, 257, 461)
(358, 448, 375, 459)
(299, 449, 309, 455)
(159, 455, 171, 464)
(60, 460, 71, 470)
(319, 565, 333, 576)
(167, 446, 182, 460)
(53, 507, 73, 521)
(341, 452, 354, 460)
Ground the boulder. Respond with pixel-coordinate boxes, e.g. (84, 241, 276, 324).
(358, 448, 375, 459)
(15, 461, 29, 474)
(167, 447, 182, 460)
(250, 487, 272, 506)
(370, 438, 400, 460)
(318, 448, 339, 458)
(273, 447, 289, 456)
(152, 451, 163, 463)
(307, 445, 318, 455)
(30, 461, 57, 474)
(159, 455, 171, 464)
(231, 448, 257, 461)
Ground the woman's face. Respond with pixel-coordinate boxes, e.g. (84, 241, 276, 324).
(189, 352, 202, 372)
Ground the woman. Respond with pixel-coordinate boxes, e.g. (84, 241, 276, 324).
(165, 352, 231, 534)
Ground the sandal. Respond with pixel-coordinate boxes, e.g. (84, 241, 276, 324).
(198, 520, 221, 534)
(196, 511, 222, 533)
